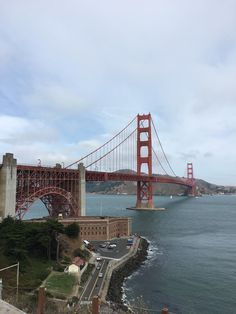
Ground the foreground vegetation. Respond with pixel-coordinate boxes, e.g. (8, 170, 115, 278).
(45, 272, 77, 298)
(0, 216, 81, 296)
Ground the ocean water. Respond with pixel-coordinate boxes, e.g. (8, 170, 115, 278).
(27, 194, 236, 314)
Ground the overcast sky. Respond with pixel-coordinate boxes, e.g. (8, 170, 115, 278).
(0, 0, 236, 185)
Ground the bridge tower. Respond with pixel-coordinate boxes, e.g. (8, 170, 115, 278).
(187, 162, 196, 196)
(136, 113, 153, 208)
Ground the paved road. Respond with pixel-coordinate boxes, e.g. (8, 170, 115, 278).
(91, 238, 130, 259)
(80, 237, 134, 303)
(80, 259, 110, 302)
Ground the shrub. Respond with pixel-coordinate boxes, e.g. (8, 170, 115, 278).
(73, 248, 90, 260)
(65, 223, 80, 238)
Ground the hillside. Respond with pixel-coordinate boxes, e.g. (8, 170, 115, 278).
(86, 171, 236, 195)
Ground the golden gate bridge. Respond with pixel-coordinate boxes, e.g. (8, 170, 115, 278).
(7, 113, 195, 219)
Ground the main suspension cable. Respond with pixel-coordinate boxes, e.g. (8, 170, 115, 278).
(140, 120, 168, 175)
(86, 128, 137, 169)
(65, 115, 137, 168)
(151, 117, 177, 177)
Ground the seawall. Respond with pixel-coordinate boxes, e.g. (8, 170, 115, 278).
(106, 237, 149, 305)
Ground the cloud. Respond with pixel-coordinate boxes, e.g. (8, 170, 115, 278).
(0, 115, 58, 145)
(0, 0, 236, 184)
(22, 82, 90, 117)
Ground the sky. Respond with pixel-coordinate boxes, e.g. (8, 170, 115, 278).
(0, 0, 236, 185)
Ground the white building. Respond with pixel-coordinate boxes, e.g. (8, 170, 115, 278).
(68, 264, 80, 273)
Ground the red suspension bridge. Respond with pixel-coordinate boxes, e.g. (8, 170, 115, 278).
(0, 113, 196, 219)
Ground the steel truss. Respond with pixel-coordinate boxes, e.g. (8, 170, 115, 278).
(16, 166, 80, 219)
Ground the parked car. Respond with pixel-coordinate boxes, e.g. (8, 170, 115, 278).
(99, 243, 106, 248)
(108, 244, 117, 248)
(83, 240, 90, 246)
(96, 257, 102, 261)
(98, 272, 103, 278)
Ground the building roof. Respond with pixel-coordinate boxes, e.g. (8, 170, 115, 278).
(68, 264, 79, 273)
(72, 256, 85, 267)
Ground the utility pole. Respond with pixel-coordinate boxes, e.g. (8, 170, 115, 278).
(16, 262, 19, 302)
(0, 278, 2, 300)
(56, 234, 60, 263)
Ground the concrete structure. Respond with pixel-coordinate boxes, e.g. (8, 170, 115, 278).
(62, 216, 132, 241)
(78, 163, 86, 216)
(0, 153, 17, 219)
(0, 300, 26, 314)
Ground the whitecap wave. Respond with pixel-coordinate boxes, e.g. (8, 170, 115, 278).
(122, 284, 135, 305)
(122, 237, 164, 302)
(145, 237, 163, 262)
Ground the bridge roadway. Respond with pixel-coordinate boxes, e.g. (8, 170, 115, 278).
(16, 165, 192, 187)
(86, 170, 192, 186)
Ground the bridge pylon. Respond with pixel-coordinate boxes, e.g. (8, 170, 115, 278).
(0, 153, 17, 219)
(187, 162, 196, 196)
(136, 114, 153, 208)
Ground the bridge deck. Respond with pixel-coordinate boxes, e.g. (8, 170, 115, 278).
(16, 165, 193, 187)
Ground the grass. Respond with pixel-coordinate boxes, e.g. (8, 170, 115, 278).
(45, 272, 77, 297)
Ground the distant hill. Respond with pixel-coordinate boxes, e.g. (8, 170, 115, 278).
(86, 170, 236, 195)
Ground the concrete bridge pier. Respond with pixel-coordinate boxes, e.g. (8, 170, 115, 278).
(78, 163, 86, 216)
(71, 163, 86, 216)
(0, 153, 17, 219)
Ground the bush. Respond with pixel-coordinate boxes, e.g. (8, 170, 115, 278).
(61, 256, 71, 264)
(53, 263, 65, 272)
(65, 223, 80, 238)
(73, 248, 90, 260)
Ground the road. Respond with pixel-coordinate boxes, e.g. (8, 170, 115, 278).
(80, 258, 110, 302)
(79, 237, 134, 303)
(91, 238, 130, 259)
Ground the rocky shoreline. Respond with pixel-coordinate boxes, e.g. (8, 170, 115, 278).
(107, 237, 149, 307)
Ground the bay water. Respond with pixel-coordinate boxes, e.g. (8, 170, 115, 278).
(27, 195, 236, 314)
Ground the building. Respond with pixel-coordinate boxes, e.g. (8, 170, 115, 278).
(68, 264, 80, 273)
(62, 216, 132, 241)
(26, 216, 132, 241)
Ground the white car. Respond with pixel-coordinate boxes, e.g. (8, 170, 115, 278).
(108, 244, 117, 248)
(98, 272, 103, 278)
(96, 257, 102, 261)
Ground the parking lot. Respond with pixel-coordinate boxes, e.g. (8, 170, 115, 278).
(90, 238, 131, 259)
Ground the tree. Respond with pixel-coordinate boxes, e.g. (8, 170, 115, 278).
(65, 223, 80, 238)
(0, 217, 65, 261)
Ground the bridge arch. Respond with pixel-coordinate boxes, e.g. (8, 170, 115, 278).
(16, 186, 78, 219)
